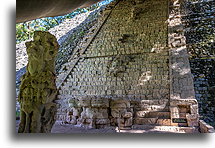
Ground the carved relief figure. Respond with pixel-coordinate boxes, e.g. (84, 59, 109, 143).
(18, 31, 59, 133)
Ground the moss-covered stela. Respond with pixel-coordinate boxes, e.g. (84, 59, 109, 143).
(18, 31, 59, 133)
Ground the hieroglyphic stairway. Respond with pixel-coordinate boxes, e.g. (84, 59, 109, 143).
(53, 0, 213, 133)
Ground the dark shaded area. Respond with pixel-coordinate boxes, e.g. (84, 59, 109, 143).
(182, 0, 215, 58)
(181, 0, 215, 128)
(190, 59, 215, 127)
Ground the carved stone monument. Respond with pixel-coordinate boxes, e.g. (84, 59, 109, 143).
(18, 31, 59, 133)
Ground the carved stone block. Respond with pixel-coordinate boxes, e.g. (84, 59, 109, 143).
(134, 118, 158, 125)
(78, 97, 91, 107)
(156, 119, 171, 126)
(96, 119, 110, 125)
(136, 111, 149, 118)
(18, 31, 59, 133)
(190, 105, 198, 114)
(110, 99, 130, 109)
(81, 108, 97, 119)
(186, 114, 199, 127)
(72, 107, 82, 117)
(91, 97, 109, 107)
(70, 116, 78, 125)
(97, 108, 109, 119)
(122, 112, 133, 118)
(124, 117, 133, 127)
(111, 108, 127, 118)
(68, 99, 78, 108)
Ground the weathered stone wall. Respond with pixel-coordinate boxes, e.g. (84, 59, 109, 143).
(168, 0, 199, 128)
(199, 120, 215, 133)
(60, 0, 169, 100)
(56, 0, 171, 128)
(190, 59, 215, 127)
(181, 0, 215, 127)
(65, 54, 169, 99)
(55, 8, 104, 72)
(55, 0, 200, 131)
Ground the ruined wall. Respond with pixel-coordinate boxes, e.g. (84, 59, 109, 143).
(190, 59, 215, 127)
(55, 0, 200, 131)
(167, 0, 199, 128)
(60, 0, 169, 101)
(181, 0, 215, 127)
(57, 0, 171, 128)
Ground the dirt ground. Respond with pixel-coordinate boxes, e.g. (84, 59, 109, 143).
(16, 120, 194, 133)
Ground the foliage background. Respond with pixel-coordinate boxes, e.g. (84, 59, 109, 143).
(16, 0, 113, 43)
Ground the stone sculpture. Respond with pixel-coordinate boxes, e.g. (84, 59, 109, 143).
(18, 31, 59, 133)
(67, 96, 110, 128)
(110, 99, 133, 129)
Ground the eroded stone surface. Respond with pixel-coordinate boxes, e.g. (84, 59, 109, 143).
(18, 31, 59, 133)
(15, 0, 215, 133)
(52, 0, 211, 132)
(181, 0, 215, 128)
(56, 0, 171, 129)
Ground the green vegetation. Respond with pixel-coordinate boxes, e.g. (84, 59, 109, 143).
(16, 0, 113, 44)
(16, 111, 20, 118)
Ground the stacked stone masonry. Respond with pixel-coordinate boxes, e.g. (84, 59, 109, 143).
(181, 0, 215, 128)
(55, 0, 202, 131)
(167, 0, 200, 128)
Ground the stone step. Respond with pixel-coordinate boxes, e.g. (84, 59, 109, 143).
(136, 111, 170, 118)
(148, 111, 171, 118)
(134, 117, 189, 127)
(134, 118, 172, 126)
